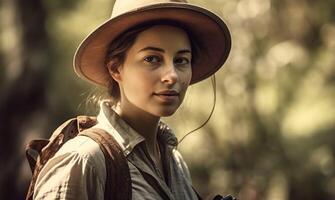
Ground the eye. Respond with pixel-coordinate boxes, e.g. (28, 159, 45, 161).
(144, 55, 161, 64)
(174, 57, 190, 65)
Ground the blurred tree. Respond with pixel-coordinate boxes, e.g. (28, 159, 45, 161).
(173, 0, 335, 199)
(0, 0, 50, 199)
(0, 0, 83, 199)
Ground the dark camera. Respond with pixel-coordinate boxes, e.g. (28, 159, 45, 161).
(213, 194, 237, 200)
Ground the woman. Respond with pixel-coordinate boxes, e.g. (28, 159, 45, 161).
(33, 0, 231, 199)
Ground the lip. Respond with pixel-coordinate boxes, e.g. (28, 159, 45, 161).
(153, 90, 179, 103)
(154, 90, 179, 96)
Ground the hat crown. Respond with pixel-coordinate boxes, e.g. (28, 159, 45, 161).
(111, 0, 188, 18)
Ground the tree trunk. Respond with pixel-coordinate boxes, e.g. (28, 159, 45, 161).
(0, 0, 50, 199)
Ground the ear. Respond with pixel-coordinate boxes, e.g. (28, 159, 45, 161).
(106, 59, 122, 83)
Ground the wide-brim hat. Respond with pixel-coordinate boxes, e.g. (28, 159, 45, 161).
(74, 0, 231, 87)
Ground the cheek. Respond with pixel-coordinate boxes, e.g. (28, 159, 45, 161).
(180, 68, 192, 86)
(122, 68, 156, 97)
(178, 68, 192, 102)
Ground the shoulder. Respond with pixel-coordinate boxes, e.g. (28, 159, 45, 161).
(56, 135, 104, 161)
(38, 135, 106, 180)
(54, 135, 106, 178)
(34, 135, 106, 199)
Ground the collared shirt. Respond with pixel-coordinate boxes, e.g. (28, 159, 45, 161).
(34, 101, 199, 200)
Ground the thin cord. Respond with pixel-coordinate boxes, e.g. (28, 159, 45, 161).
(178, 75, 217, 146)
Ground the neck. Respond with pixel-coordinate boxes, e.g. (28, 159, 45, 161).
(116, 102, 160, 157)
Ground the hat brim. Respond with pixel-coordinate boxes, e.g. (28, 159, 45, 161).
(74, 3, 231, 87)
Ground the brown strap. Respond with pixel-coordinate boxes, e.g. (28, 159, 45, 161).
(25, 118, 79, 200)
(25, 139, 49, 172)
(24, 139, 50, 200)
(79, 128, 132, 200)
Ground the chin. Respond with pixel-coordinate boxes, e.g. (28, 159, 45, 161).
(151, 107, 178, 117)
(159, 110, 177, 117)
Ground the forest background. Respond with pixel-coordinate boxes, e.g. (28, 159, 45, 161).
(1, 0, 335, 199)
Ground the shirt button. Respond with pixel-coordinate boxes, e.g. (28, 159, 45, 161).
(124, 149, 130, 155)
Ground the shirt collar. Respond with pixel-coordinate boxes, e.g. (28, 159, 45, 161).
(95, 100, 178, 156)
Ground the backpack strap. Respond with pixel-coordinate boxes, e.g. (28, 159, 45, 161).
(25, 139, 49, 172)
(79, 128, 132, 200)
(25, 116, 96, 200)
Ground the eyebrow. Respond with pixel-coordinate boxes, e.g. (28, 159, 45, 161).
(137, 46, 191, 54)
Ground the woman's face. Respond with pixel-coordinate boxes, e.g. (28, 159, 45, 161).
(114, 25, 192, 117)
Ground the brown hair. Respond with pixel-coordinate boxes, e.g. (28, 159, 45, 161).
(104, 20, 200, 105)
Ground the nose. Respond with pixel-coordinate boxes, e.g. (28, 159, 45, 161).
(161, 62, 178, 85)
